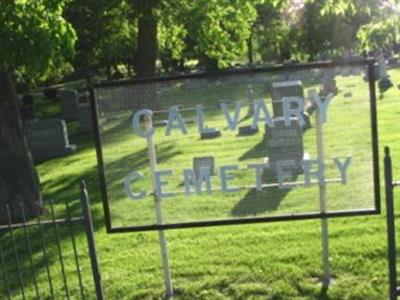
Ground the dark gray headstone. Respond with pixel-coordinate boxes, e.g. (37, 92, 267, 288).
(154, 120, 169, 127)
(246, 85, 255, 117)
(22, 94, 34, 105)
(238, 125, 258, 136)
(20, 94, 35, 120)
(265, 118, 304, 177)
(364, 63, 380, 82)
(17, 95, 23, 106)
(59, 89, 79, 121)
(78, 104, 92, 133)
(388, 57, 399, 67)
(305, 89, 317, 115)
(200, 130, 221, 140)
(78, 91, 90, 103)
(322, 69, 337, 96)
(341, 68, 351, 77)
(19, 105, 35, 120)
(193, 156, 215, 178)
(271, 81, 304, 117)
(24, 119, 76, 162)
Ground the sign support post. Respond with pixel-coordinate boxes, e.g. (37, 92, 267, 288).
(316, 101, 330, 287)
(145, 116, 174, 298)
(384, 147, 399, 300)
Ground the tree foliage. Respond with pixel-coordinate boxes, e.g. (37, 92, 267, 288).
(0, 0, 76, 75)
(357, 1, 400, 50)
(188, 0, 257, 69)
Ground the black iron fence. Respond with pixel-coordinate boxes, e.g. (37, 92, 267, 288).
(0, 181, 104, 299)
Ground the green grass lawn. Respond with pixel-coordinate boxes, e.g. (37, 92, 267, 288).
(2, 67, 400, 299)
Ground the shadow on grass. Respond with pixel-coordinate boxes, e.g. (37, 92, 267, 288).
(239, 134, 269, 161)
(231, 169, 298, 216)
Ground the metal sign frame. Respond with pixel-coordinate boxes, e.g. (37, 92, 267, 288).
(90, 59, 380, 234)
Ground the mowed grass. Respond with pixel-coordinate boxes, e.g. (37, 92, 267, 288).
(2, 68, 400, 299)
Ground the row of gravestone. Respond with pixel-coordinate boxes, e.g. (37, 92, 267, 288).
(20, 89, 91, 163)
(19, 90, 92, 134)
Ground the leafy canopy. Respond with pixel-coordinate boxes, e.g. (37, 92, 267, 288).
(0, 0, 76, 74)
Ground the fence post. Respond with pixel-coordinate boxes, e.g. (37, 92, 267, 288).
(80, 181, 105, 300)
(384, 146, 398, 300)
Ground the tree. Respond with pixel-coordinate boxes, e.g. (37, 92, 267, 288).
(133, 0, 160, 77)
(158, 0, 190, 73)
(182, 0, 257, 70)
(357, 1, 400, 50)
(0, 0, 76, 221)
(65, 0, 125, 81)
(253, 1, 296, 63)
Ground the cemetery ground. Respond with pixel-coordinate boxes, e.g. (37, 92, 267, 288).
(2, 68, 400, 299)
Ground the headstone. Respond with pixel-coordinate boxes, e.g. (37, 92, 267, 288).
(271, 81, 304, 117)
(394, 43, 400, 54)
(20, 106, 35, 120)
(246, 84, 255, 117)
(376, 51, 393, 93)
(377, 52, 388, 79)
(379, 77, 394, 94)
(43, 88, 58, 100)
(78, 90, 90, 103)
(322, 69, 337, 96)
(305, 89, 317, 115)
(238, 125, 259, 136)
(264, 81, 272, 94)
(193, 156, 215, 178)
(78, 104, 92, 133)
(154, 120, 169, 127)
(24, 119, 77, 162)
(22, 94, 34, 105)
(59, 89, 79, 121)
(265, 118, 304, 178)
(341, 68, 351, 77)
(364, 63, 380, 82)
(302, 112, 311, 130)
(387, 57, 398, 68)
(20, 94, 35, 120)
(350, 66, 363, 76)
(200, 130, 221, 140)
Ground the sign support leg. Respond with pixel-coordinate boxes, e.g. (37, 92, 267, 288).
(316, 107, 330, 287)
(146, 117, 174, 298)
(384, 147, 398, 300)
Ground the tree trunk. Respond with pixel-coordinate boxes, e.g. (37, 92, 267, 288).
(0, 71, 42, 223)
(135, 6, 158, 77)
(247, 32, 254, 66)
